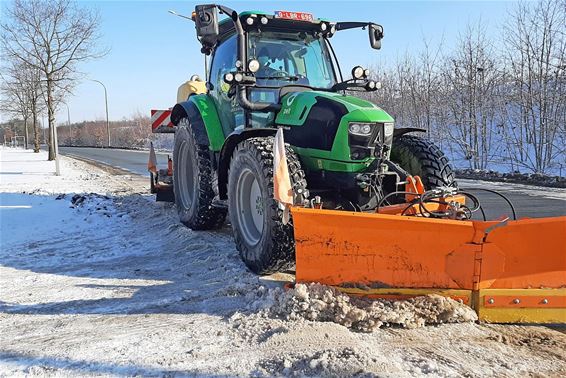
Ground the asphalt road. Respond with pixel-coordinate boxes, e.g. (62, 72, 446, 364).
(58, 146, 566, 219)
(59, 146, 170, 176)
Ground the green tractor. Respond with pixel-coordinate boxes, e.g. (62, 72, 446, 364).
(155, 4, 456, 275)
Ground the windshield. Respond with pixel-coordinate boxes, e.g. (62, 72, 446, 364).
(248, 31, 337, 89)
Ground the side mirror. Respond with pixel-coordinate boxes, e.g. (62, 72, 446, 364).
(368, 24, 383, 50)
(195, 5, 219, 42)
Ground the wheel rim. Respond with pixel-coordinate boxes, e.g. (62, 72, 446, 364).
(177, 140, 196, 210)
(236, 168, 264, 246)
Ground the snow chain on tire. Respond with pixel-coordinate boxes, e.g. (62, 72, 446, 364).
(173, 118, 227, 230)
(228, 136, 309, 275)
(390, 134, 457, 189)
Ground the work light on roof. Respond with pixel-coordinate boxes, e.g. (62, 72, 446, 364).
(352, 66, 365, 80)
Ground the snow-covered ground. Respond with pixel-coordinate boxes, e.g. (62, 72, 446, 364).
(1, 147, 565, 377)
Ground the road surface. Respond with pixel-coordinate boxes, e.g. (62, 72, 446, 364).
(58, 146, 566, 219)
(58, 146, 169, 176)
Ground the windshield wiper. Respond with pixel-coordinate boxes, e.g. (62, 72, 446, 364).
(256, 75, 300, 82)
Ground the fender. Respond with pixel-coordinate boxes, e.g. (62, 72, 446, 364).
(217, 128, 277, 200)
(393, 127, 426, 137)
(170, 94, 225, 151)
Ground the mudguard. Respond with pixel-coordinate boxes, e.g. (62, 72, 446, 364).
(171, 94, 225, 151)
(217, 128, 277, 200)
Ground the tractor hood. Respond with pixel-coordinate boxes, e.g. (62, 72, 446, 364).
(274, 90, 395, 173)
(275, 91, 393, 126)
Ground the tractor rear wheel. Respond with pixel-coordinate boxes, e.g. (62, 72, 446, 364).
(228, 137, 308, 275)
(390, 134, 457, 189)
(173, 118, 226, 230)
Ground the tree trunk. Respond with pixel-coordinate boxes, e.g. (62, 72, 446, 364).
(32, 111, 40, 153)
(23, 117, 29, 149)
(47, 77, 56, 161)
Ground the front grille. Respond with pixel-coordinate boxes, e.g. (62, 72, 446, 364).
(348, 123, 384, 160)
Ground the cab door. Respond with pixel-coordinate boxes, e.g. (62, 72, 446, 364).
(208, 35, 244, 134)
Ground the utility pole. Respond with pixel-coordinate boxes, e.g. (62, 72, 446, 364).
(91, 79, 110, 147)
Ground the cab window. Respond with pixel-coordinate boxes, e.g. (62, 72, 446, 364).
(209, 35, 244, 133)
(248, 31, 336, 89)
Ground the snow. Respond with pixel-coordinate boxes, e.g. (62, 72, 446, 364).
(264, 284, 477, 332)
(1, 146, 566, 377)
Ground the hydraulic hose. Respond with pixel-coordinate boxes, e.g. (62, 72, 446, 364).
(460, 187, 517, 220)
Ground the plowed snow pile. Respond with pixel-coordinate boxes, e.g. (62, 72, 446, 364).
(268, 283, 477, 331)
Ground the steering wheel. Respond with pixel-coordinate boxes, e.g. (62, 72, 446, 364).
(267, 69, 291, 79)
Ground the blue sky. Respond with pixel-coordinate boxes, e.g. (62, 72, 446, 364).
(14, 0, 515, 123)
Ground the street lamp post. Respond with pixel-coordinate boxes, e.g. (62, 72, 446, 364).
(62, 102, 71, 146)
(91, 79, 110, 147)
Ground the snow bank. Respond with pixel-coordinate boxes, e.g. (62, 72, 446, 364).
(0, 147, 144, 195)
(456, 168, 566, 188)
(267, 283, 477, 332)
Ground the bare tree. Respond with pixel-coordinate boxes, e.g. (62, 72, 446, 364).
(0, 66, 30, 149)
(442, 22, 505, 170)
(1, 0, 106, 160)
(364, 38, 449, 152)
(0, 58, 44, 152)
(503, 0, 566, 173)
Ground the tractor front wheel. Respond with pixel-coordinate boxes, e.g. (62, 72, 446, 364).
(390, 134, 457, 189)
(173, 118, 226, 230)
(228, 137, 308, 275)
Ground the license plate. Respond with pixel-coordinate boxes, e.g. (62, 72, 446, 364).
(274, 11, 314, 22)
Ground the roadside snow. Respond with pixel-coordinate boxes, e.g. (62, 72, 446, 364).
(1, 147, 565, 377)
(458, 178, 566, 201)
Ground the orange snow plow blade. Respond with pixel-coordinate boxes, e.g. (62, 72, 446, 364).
(291, 207, 566, 324)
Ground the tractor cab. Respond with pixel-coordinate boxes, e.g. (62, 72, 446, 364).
(193, 5, 383, 130)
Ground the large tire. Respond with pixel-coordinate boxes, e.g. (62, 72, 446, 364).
(173, 118, 226, 230)
(390, 134, 457, 189)
(228, 137, 308, 274)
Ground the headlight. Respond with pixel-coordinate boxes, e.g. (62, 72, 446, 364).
(348, 122, 373, 136)
(383, 122, 394, 137)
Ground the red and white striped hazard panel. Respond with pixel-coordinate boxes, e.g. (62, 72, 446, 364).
(151, 109, 174, 133)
